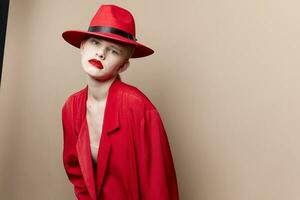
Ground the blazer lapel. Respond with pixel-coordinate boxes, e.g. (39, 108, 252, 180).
(95, 77, 122, 197)
(75, 76, 122, 199)
(76, 119, 97, 200)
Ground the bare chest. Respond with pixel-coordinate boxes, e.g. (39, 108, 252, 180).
(86, 99, 107, 149)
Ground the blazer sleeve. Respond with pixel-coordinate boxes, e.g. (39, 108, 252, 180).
(136, 109, 180, 200)
(61, 98, 92, 200)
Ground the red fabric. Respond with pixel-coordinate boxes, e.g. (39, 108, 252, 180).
(61, 77, 179, 200)
(89, 4, 135, 36)
(62, 5, 154, 58)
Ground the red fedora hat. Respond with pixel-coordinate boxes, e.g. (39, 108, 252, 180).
(62, 4, 154, 58)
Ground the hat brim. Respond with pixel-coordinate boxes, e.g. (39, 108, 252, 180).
(62, 30, 154, 58)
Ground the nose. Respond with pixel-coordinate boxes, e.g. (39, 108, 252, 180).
(96, 48, 105, 60)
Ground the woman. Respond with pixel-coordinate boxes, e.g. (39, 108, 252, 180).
(61, 4, 179, 200)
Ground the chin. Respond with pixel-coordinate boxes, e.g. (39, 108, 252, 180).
(84, 67, 100, 75)
(87, 73, 101, 81)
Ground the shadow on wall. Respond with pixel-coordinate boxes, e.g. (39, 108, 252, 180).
(0, 0, 10, 86)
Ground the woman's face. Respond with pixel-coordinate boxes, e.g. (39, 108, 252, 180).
(80, 36, 133, 81)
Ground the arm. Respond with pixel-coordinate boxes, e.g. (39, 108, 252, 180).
(136, 109, 180, 200)
(61, 98, 92, 200)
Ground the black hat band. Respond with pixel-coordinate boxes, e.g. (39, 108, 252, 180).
(88, 26, 137, 41)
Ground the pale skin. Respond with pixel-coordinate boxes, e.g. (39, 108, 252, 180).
(80, 36, 135, 163)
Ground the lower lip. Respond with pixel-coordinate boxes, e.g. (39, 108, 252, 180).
(88, 60, 103, 69)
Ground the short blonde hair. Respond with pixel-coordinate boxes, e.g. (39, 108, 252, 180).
(126, 45, 135, 59)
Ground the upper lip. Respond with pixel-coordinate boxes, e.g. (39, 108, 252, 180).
(89, 58, 101, 63)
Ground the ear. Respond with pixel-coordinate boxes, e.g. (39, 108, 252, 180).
(118, 60, 130, 73)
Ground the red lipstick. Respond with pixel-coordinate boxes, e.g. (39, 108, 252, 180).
(88, 59, 103, 69)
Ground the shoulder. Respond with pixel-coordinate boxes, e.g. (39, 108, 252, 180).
(117, 81, 165, 126)
(118, 81, 168, 135)
(61, 86, 87, 113)
(118, 81, 157, 112)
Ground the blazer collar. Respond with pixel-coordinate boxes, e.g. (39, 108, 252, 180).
(76, 76, 122, 200)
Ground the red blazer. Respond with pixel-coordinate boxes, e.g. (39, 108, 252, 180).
(61, 76, 179, 200)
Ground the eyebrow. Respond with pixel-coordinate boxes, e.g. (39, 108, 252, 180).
(109, 45, 122, 52)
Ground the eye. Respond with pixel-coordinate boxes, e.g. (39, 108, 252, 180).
(91, 39, 100, 45)
(110, 49, 120, 55)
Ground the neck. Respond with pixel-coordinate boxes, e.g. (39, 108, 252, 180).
(86, 75, 119, 103)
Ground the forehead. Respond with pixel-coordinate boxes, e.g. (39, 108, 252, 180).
(87, 36, 128, 48)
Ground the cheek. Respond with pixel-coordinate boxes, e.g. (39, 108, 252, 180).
(108, 56, 126, 65)
(81, 55, 92, 71)
(82, 47, 96, 59)
(80, 55, 88, 67)
(81, 52, 94, 66)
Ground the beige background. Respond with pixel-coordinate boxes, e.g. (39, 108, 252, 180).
(1, 0, 300, 199)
